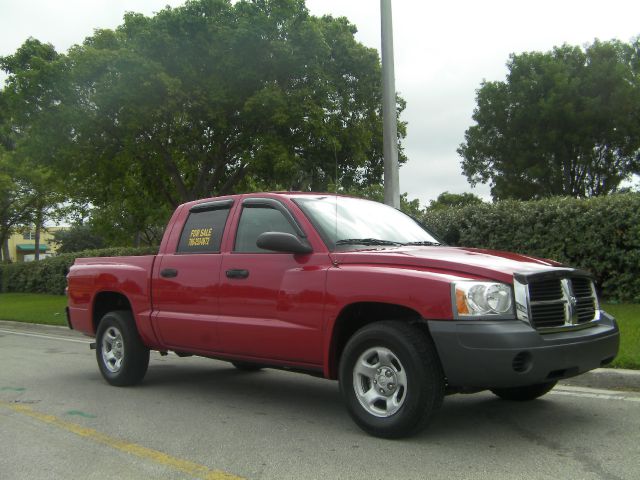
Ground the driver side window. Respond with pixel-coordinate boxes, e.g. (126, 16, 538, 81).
(234, 206, 297, 253)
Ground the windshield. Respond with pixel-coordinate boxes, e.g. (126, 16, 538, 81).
(293, 196, 441, 251)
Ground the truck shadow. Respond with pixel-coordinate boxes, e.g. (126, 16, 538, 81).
(136, 356, 611, 444)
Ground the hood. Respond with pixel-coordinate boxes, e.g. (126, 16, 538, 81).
(329, 246, 565, 283)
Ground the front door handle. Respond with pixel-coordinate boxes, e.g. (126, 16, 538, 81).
(160, 268, 178, 278)
(226, 269, 249, 279)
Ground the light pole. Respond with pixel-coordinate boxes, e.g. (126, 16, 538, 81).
(380, 0, 400, 208)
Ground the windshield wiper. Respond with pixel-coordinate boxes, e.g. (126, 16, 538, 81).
(335, 238, 404, 247)
(402, 241, 441, 246)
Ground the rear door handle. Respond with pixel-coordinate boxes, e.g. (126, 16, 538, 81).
(160, 268, 178, 278)
(226, 269, 249, 279)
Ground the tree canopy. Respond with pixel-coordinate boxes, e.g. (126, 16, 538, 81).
(459, 38, 640, 200)
(426, 191, 483, 211)
(1, 0, 407, 246)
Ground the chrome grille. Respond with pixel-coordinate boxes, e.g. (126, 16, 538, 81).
(518, 274, 599, 331)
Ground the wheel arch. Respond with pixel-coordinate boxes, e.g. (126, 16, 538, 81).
(92, 291, 133, 333)
(326, 302, 431, 379)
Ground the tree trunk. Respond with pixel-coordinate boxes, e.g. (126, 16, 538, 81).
(34, 206, 43, 261)
(1, 237, 10, 263)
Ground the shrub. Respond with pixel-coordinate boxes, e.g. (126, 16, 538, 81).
(422, 193, 640, 302)
(0, 246, 157, 296)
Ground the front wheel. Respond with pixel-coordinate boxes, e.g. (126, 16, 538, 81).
(339, 321, 444, 439)
(96, 311, 150, 386)
(491, 381, 557, 401)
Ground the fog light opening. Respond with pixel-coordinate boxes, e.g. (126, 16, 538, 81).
(512, 351, 532, 373)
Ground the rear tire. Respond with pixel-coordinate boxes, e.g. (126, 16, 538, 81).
(96, 311, 149, 386)
(339, 321, 444, 439)
(491, 381, 557, 401)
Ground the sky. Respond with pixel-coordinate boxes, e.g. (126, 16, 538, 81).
(1, 0, 639, 206)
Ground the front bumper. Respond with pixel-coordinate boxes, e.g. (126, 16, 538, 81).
(427, 311, 619, 389)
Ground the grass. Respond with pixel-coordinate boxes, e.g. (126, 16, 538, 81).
(601, 304, 640, 370)
(0, 294, 638, 369)
(0, 293, 68, 326)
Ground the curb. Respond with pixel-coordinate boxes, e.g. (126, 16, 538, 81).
(559, 368, 640, 392)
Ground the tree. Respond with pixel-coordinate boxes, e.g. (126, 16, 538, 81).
(427, 191, 484, 211)
(0, 158, 37, 262)
(0, 39, 67, 260)
(459, 38, 640, 200)
(3, 0, 406, 237)
(51, 225, 106, 253)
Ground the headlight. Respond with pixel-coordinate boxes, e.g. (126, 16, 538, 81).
(453, 281, 514, 318)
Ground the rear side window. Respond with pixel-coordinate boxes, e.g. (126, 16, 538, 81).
(177, 208, 231, 253)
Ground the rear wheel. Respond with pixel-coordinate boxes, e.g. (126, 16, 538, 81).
(491, 381, 557, 401)
(339, 321, 444, 439)
(96, 311, 149, 386)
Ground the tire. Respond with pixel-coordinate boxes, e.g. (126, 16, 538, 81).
(231, 361, 263, 372)
(96, 310, 150, 386)
(491, 381, 557, 401)
(339, 321, 445, 439)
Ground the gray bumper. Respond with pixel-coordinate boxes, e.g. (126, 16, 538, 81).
(428, 311, 619, 389)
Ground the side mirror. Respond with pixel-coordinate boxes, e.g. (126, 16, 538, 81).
(256, 232, 312, 254)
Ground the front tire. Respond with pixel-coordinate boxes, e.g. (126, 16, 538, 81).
(96, 311, 150, 386)
(339, 321, 444, 439)
(491, 381, 557, 401)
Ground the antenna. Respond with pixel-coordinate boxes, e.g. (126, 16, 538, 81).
(333, 139, 338, 243)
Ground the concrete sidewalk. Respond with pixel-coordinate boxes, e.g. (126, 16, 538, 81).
(2, 319, 639, 392)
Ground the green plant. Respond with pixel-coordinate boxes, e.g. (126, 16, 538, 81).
(422, 193, 640, 302)
(0, 246, 157, 295)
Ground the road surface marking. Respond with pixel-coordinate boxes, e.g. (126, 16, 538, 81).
(552, 386, 640, 403)
(0, 401, 244, 480)
(0, 328, 89, 344)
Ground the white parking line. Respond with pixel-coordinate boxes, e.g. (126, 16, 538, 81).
(552, 385, 640, 403)
(0, 328, 90, 345)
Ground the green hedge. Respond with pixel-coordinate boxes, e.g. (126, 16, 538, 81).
(422, 193, 640, 302)
(0, 247, 158, 296)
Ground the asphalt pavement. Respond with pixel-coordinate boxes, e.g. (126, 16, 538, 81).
(1, 319, 639, 480)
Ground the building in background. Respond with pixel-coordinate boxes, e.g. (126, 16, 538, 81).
(6, 227, 66, 262)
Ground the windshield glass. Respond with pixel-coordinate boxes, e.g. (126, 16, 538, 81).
(293, 196, 441, 251)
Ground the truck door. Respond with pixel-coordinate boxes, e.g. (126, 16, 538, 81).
(218, 198, 326, 366)
(151, 200, 233, 352)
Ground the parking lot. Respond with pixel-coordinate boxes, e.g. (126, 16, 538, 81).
(1, 321, 639, 480)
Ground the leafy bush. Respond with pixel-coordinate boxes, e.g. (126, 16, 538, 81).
(422, 193, 640, 302)
(0, 246, 157, 296)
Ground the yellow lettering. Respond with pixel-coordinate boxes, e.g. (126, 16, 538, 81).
(187, 227, 214, 248)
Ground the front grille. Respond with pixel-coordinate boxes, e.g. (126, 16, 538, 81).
(530, 303, 565, 328)
(525, 275, 598, 331)
(576, 298, 596, 323)
(571, 277, 593, 298)
(529, 279, 563, 301)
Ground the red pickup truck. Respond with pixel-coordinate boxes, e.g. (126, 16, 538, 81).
(66, 192, 619, 438)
